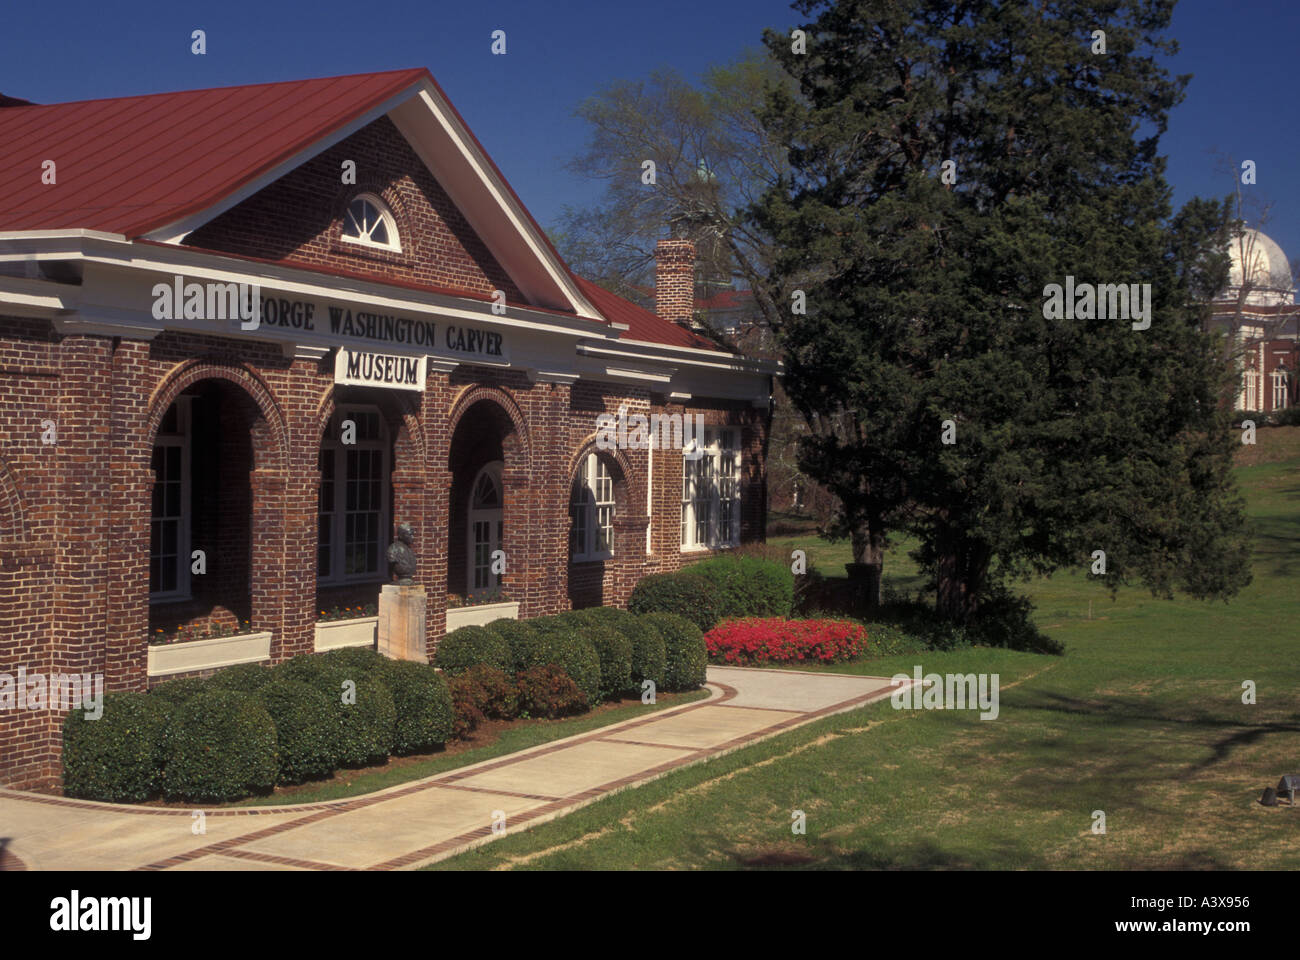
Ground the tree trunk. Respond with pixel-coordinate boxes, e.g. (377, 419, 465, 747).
(848, 520, 884, 614)
(935, 538, 989, 624)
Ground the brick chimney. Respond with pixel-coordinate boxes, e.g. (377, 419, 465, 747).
(655, 238, 696, 329)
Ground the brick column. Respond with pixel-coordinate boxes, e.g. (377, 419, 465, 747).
(249, 468, 292, 659)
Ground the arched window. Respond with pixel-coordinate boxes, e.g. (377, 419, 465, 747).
(570, 453, 614, 561)
(468, 462, 503, 593)
(318, 406, 388, 583)
(341, 193, 400, 252)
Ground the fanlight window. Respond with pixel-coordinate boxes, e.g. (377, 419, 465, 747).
(342, 194, 400, 251)
(472, 470, 501, 509)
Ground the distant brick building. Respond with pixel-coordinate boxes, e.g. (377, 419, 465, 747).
(0, 69, 775, 786)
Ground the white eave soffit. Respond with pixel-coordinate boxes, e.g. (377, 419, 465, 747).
(140, 77, 605, 325)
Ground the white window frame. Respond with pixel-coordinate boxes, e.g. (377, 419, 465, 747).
(468, 461, 504, 594)
(1272, 369, 1288, 410)
(341, 192, 401, 253)
(318, 405, 389, 585)
(150, 396, 193, 602)
(1244, 368, 1260, 410)
(570, 452, 615, 562)
(680, 426, 741, 552)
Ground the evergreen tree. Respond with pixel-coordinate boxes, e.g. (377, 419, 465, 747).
(756, 0, 1250, 622)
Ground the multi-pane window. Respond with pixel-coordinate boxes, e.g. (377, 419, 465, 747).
(341, 194, 400, 252)
(1244, 369, 1261, 410)
(681, 427, 741, 550)
(570, 453, 614, 561)
(318, 407, 387, 583)
(150, 397, 192, 600)
(1272, 370, 1288, 410)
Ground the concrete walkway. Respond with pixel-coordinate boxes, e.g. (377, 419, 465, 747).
(0, 666, 899, 871)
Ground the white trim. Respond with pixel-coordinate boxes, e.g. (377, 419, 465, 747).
(388, 86, 602, 317)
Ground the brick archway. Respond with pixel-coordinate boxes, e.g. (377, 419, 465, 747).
(138, 360, 294, 661)
(146, 359, 289, 472)
(446, 384, 531, 473)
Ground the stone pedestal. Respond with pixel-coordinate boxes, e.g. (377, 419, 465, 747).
(378, 584, 427, 662)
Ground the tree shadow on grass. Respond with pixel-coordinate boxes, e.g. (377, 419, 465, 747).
(1008, 689, 1300, 775)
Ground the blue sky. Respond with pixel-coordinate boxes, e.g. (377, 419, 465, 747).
(4, 0, 1297, 264)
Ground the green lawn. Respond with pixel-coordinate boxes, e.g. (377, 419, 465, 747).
(432, 452, 1300, 870)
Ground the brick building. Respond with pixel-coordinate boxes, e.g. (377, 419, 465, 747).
(0, 69, 775, 786)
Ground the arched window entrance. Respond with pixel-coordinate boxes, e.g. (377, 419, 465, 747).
(467, 461, 503, 595)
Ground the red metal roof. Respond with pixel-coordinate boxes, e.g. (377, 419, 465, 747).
(0, 69, 722, 352)
(0, 69, 427, 236)
(573, 275, 721, 352)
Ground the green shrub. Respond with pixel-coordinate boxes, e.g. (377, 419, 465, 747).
(515, 665, 588, 718)
(62, 692, 170, 803)
(628, 572, 722, 632)
(317, 645, 386, 678)
(255, 679, 338, 785)
(485, 618, 539, 670)
(690, 554, 795, 620)
(524, 617, 603, 703)
(584, 619, 633, 698)
(329, 674, 396, 767)
(642, 613, 708, 691)
(459, 664, 519, 719)
(582, 608, 667, 692)
(147, 676, 210, 705)
(206, 662, 274, 694)
(434, 625, 512, 675)
(162, 691, 279, 802)
(379, 659, 453, 754)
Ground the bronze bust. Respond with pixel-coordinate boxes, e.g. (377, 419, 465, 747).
(386, 522, 417, 585)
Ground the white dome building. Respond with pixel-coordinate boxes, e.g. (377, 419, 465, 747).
(1222, 228, 1294, 308)
(1210, 228, 1298, 413)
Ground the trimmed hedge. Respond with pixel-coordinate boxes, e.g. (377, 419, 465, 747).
(380, 659, 454, 754)
(690, 554, 795, 620)
(581, 609, 665, 691)
(162, 691, 279, 802)
(447, 674, 486, 739)
(434, 624, 512, 675)
(327, 673, 396, 767)
(256, 679, 339, 785)
(317, 645, 387, 678)
(564, 612, 632, 698)
(147, 676, 210, 705)
(515, 665, 588, 718)
(62, 692, 170, 803)
(628, 572, 722, 632)
(206, 662, 274, 694)
(524, 616, 603, 703)
(485, 618, 539, 669)
(642, 613, 708, 691)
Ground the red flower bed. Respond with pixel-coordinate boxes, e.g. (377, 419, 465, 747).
(704, 617, 869, 666)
